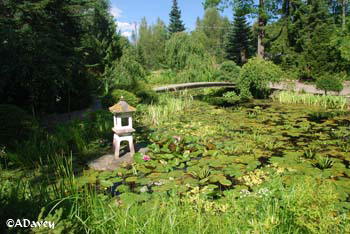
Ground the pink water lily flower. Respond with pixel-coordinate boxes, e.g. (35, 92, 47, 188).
(143, 155, 150, 161)
(173, 135, 181, 144)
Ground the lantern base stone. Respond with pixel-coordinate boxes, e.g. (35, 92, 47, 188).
(113, 134, 135, 159)
(88, 146, 148, 171)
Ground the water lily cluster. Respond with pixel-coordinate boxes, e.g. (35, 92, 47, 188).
(181, 186, 230, 214)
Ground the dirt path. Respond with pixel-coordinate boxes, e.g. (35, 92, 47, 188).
(41, 98, 102, 127)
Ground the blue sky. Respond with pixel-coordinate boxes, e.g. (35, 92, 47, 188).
(110, 0, 234, 38)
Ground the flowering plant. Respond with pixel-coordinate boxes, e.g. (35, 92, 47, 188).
(143, 155, 150, 161)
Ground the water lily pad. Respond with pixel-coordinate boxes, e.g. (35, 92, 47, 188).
(207, 184, 219, 190)
(119, 192, 149, 206)
(137, 177, 151, 185)
(168, 170, 185, 178)
(219, 178, 232, 186)
(125, 176, 138, 183)
(100, 179, 114, 188)
(184, 177, 199, 186)
(209, 174, 226, 183)
(117, 185, 130, 193)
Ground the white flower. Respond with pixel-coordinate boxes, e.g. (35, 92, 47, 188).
(140, 186, 148, 193)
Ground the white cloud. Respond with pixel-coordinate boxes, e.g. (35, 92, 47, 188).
(122, 31, 132, 37)
(116, 21, 137, 31)
(110, 6, 122, 18)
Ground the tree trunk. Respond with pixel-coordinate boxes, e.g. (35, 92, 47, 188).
(240, 48, 247, 64)
(257, 0, 265, 58)
(343, 0, 347, 32)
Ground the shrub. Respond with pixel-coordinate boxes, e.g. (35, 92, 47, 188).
(238, 57, 284, 99)
(223, 91, 239, 100)
(132, 81, 159, 104)
(0, 104, 35, 147)
(316, 73, 344, 95)
(159, 70, 178, 84)
(215, 60, 240, 82)
(101, 89, 139, 109)
(136, 90, 159, 104)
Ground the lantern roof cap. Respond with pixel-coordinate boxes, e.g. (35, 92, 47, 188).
(109, 96, 136, 114)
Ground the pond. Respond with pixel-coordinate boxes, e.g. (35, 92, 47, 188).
(79, 98, 350, 204)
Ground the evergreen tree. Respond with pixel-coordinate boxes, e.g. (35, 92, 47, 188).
(225, 8, 251, 65)
(269, 0, 347, 80)
(194, 7, 230, 62)
(137, 17, 167, 69)
(168, 0, 185, 36)
(152, 18, 168, 67)
(0, 0, 123, 113)
(83, 0, 123, 94)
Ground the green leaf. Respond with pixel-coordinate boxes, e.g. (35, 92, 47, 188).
(100, 179, 114, 188)
(219, 178, 232, 186)
(125, 176, 138, 183)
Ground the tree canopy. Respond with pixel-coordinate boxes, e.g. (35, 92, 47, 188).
(168, 0, 186, 35)
(1, 0, 349, 115)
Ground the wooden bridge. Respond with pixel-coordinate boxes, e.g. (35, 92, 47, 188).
(153, 82, 236, 92)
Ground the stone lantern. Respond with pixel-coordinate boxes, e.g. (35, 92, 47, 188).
(109, 96, 136, 159)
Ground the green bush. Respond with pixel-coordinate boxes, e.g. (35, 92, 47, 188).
(316, 73, 344, 95)
(238, 57, 284, 99)
(136, 90, 159, 104)
(101, 89, 140, 109)
(146, 70, 175, 85)
(0, 104, 35, 147)
(216, 60, 241, 82)
(223, 91, 239, 99)
(132, 81, 159, 104)
(158, 70, 178, 84)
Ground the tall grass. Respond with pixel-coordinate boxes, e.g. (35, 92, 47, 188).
(7, 172, 348, 233)
(0, 153, 79, 232)
(272, 91, 348, 110)
(141, 91, 194, 126)
(2, 110, 112, 167)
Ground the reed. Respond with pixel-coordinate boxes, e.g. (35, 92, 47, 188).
(142, 92, 194, 126)
(272, 91, 347, 110)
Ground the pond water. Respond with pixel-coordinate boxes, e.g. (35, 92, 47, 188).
(80, 99, 350, 203)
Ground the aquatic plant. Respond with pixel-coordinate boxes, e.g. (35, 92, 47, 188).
(142, 93, 193, 125)
(315, 156, 334, 169)
(339, 142, 350, 152)
(272, 91, 347, 110)
(189, 166, 212, 180)
(303, 145, 318, 159)
(264, 140, 283, 151)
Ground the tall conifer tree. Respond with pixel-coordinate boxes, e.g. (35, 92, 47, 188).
(225, 8, 251, 65)
(168, 0, 185, 36)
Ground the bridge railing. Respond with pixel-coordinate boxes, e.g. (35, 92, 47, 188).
(153, 82, 236, 92)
